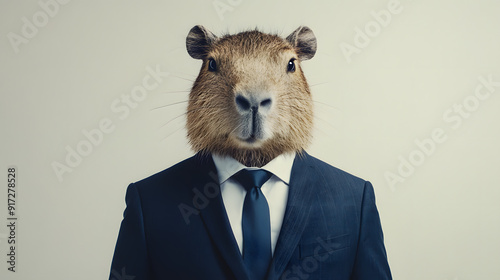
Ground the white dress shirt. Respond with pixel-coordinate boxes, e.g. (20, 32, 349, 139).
(212, 152, 295, 256)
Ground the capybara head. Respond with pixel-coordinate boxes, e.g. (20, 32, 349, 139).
(186, 25, 317, 167)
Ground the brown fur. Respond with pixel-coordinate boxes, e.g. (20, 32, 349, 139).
(186, 26, 316, 167)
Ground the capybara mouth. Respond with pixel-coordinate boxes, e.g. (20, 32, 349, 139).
(238, 135, 259, 144)
(244, 135, 257, 143)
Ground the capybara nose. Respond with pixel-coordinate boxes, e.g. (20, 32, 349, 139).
(235, 94, 272, 113)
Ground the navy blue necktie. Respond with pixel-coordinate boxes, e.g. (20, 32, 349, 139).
(232, 169, 273, 280)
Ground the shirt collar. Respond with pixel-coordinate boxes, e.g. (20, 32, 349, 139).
(212, 152, 296, 185)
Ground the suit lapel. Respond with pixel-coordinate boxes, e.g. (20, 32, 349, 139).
(268, 152, 318, 279)
(193, 153, 250, 280)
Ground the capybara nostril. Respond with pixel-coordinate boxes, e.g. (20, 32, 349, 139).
(235, 95, 251, 111)
(235, 95, 273, 113)
(260, 98, 272, 108)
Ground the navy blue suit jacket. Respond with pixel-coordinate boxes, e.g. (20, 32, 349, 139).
(109, 152, 392, 279)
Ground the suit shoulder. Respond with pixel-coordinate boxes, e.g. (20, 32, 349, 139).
(131, 153, 213, 191)
(304, 153, 367, 188)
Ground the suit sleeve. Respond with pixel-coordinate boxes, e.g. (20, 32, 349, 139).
(351, 181, 392, 280)
(109, 183, 151, 280)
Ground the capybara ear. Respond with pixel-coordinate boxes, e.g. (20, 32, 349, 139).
(286, 26, 317, 61)
(186, 25, 217, 59)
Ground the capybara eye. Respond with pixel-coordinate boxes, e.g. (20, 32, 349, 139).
(287, 58, 296, 73)
(208, 58, 217, 72)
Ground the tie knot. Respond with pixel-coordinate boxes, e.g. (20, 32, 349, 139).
(232, 169, 272, 191)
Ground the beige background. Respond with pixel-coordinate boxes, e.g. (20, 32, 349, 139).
(1, 0, 499, 279)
